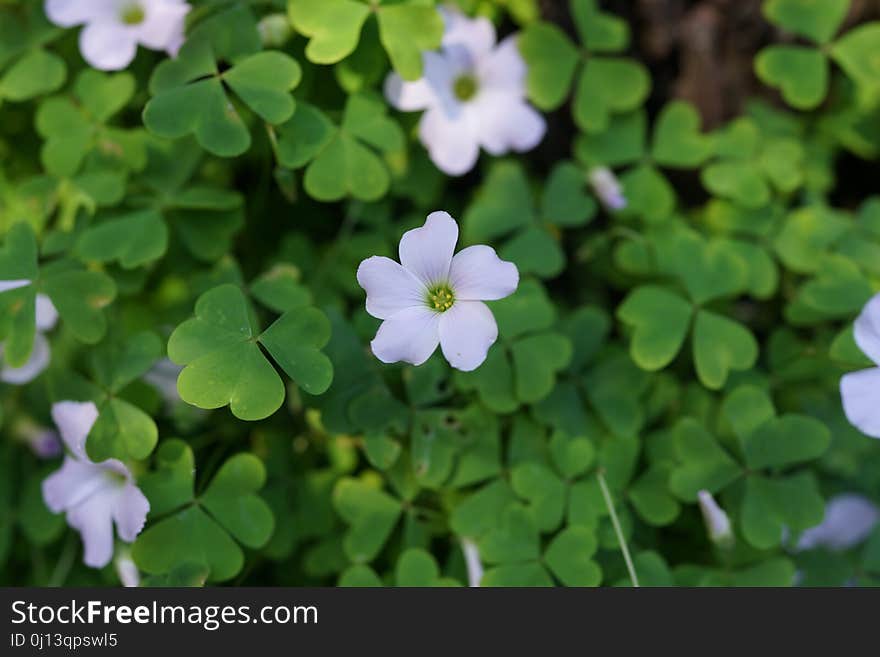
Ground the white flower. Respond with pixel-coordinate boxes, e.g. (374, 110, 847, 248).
(384, 6, 546, 176)
(460, 538, 484, 587)
(42, 401, 150, 568)
(44, 0, 190, 71)
(588, 167, 627, 210)
(697, 490, 733, 547)
(795, 494, 880, 552)
(0, 281, 58, 385)
(144, 357, 182, 407)
(841, 292, 880, 438)
(114, 550, 141, 587)
(357, 211, 518, 372)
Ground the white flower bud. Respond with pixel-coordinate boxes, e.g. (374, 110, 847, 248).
(258, 14, 292, 48)
(588, 167, 627, 210)
(698, 490, 733, 547)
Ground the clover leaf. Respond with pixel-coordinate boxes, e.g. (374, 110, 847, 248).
(478, 505, 602, 586)
(288, 0, 443, 81)
(133, 440, 274, 582)
(275, 95, 403, 201)
(575, 103, 711, 222)
(144, 38, 301, 157)
(756, 1, 880, 108)
(333, 478, 402, 563)
(670, 386, 830, 549)
(457, 279, 572, 411)
(520, 0, 649, 132)
(462, 160, 595, 279)
(76, 209, 167, 269)
(0, 224, 116, 366)
(79, 331, 163, 462)
(0, 4, 64, 103)
(36, 70, 143, 178)
(168, 284, 333, 421)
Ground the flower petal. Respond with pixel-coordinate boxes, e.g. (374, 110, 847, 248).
(854, 292, 880, 365)
(67, 492, 115, 567)
(440, 6, 496, 65)
(474, 96, 546, 155)
(51, 400, 100, 459)
(840, 368, 880, 439)
(0, 279, 31, 293)
(112, 481, 150, 542)
(44, 0, 116, 27)
(35, 294, 58, 331)
(370, 306, 441, 366)
(398, 211, 459, 286)
(385, 51, 458, 113)
(478, 35, 526, 94)
(418, 106, 480, 176)
(438, 300, 498, 371)
(449, 245, 518, 301)
(42, 457, 106, 513)
(796, 494, 880, 551)
(79, 20, 139, 71)
(136, 0, 190, 51)
(356, 256, 426, 320)
(1, 332, 50, 384)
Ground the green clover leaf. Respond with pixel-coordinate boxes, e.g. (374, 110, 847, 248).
(520, 1, 649, 132)
(763, 0, 850, 44)
(144, 39, 301, 157)
(0, 4, 64, 103)
(276, 95, 403, 202)
(333, 478, 402, 563)
(755, 46, 829, 110)
(288, 0, 443, 81)
(133, 441, 274, 582)
(168, 284, 332, 421)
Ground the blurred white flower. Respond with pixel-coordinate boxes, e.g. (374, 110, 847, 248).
(114, 550, 141, 587)
(384, 6, 545, 175)
(0, 282, 58, 385)
(42, 401, 150, 568)
(144, 357, 182, 407)
(44, 0, 190, 71)
(795, 494, 880, 552)
(357, 211, 518, 371)
(26, 427, 63, 460)
(697, 490, 733, 547)
(588, 167, 627, 210)
(460, 538, 483, 587)
(840, 293, 880, 438)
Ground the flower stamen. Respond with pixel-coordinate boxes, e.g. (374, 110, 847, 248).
(453, 74, 478, 101)
(120, 3, 146, 25)
(427, 284, 455, 312)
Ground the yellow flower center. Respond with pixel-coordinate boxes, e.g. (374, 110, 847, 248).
(453, 74, 478, 101)
(120, 3, 145, 25)
(427, 284, 455, 312)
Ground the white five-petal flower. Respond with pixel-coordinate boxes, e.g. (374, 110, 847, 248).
(384, 6, 546, 176)
(0, 280, 58, 385)
(795, 494, 880, 552)
(42, 401, 150, 569)
(840, 293, 880, 438)
(44, 0, 190, 71)
(357, 211, 518, 372)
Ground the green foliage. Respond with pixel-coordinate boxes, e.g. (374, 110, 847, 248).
(1, 0, 879, 590)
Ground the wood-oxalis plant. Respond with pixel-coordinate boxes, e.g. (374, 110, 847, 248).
(1, 0, 880, 587)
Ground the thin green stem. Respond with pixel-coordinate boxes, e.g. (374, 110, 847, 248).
(597, 468, 639, 588)
(48, 534, 77, 587)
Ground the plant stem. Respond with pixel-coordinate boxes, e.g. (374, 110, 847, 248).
(597, 468, 640, 588)
(48, 534, 77, 587)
